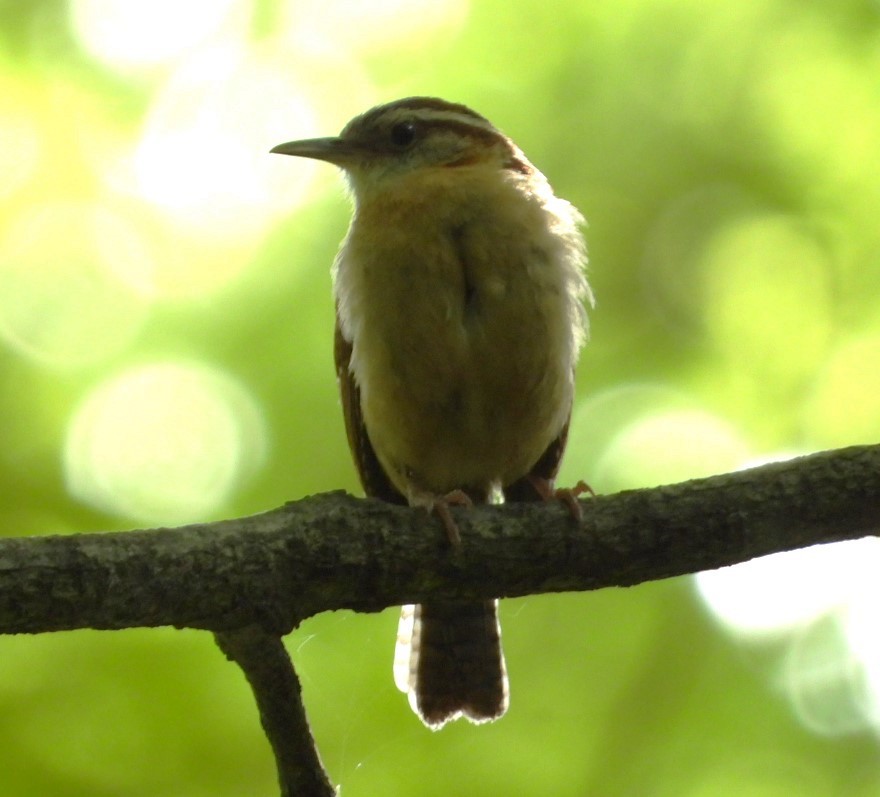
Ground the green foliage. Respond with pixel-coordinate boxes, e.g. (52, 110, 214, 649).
(1, 0, 879, 794)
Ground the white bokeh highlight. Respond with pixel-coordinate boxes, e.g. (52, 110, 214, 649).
(64, 361, 267, 524)
(697, 529, 880, 738)
(0, 201, 151, 368)
(70, 0, 241, 72)
(593, 406, 750, 491)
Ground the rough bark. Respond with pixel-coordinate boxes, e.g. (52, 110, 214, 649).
(0, 444, 877, 795)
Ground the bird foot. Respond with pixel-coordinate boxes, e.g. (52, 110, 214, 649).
(432, 489, 473, 546)
(409, 488, 473, 547)
(527, 476, 594, 520)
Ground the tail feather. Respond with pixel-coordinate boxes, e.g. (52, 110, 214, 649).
(395, 599, 508, 729)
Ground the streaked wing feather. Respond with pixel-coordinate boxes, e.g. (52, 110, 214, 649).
(334, 313, 406, 504)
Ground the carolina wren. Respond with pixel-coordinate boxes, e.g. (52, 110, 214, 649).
(272, 97, 591, 729)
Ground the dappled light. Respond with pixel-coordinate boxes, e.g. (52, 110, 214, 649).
(697, 535, 880, 738)
(131, 45, 321, 237)
(277, 0, 470, 55)
(593, 406, 750, 491)
(784, 612, 875, 738)
(701, 214, 833, 386)
(695, 539, 848, 639)
(63, 361, 267, 524)
(1, 0, 879, 794)
(0, 201, 151, 368)
(70, 0, 241, 73)
(0, 84, 41, 202)
(804, 333, 880, 448)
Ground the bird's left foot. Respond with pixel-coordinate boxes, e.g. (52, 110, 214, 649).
(431, 489, 473, 546)
(527, 476, 594, 520)
(409, 488, 472, 546)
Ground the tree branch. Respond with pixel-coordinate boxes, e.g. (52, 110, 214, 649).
(215, 627, 336, 797)
(0, 445, 877, 635)
(1, 444, 878, 795)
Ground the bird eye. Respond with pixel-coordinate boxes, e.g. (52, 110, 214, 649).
(390, 121, 416, 147)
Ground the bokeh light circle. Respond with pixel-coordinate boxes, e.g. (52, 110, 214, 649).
(0, 100, 41, 201)
(803, 333, 880, 448)
(694, 539, 877, 638)
(593, 406, 750, 491)
(0, 201, 151, 369)
(64, 361, 267, 524)
(701, 214, 833, 385)
(70, 0, 240, 72)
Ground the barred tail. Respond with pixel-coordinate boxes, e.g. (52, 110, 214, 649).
(394, 599, 508, 729)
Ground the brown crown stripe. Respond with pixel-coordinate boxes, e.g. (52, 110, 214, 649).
(359, 96, 493, 128)
(347, 98, 532, 175)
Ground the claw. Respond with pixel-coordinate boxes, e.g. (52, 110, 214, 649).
(527, 476, 594, 520)
(409, 488, 472, 546)
(432, 489, 473, 546)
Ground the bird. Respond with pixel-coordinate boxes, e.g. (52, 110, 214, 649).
(271, 96, 592, 729)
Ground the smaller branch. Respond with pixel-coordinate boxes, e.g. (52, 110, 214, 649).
(215, 627, 336, 797)
(0, 444, 877, 797)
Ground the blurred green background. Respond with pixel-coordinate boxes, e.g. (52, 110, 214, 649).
(2, 0, 880, 794)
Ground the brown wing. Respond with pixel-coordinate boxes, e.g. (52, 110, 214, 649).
(335, 315, 508, 727)
(502, 406, 571, 503)
(334, 312, 407, 505)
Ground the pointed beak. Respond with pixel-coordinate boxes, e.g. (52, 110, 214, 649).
(270, 136, 357, 166)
